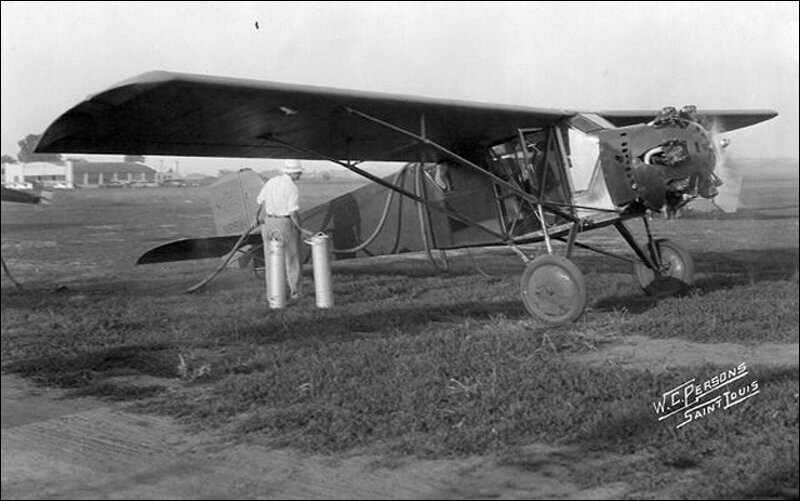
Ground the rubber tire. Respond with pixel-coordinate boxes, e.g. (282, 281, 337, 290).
(520, 255, 587, 324)
(633, 239, 694, 296)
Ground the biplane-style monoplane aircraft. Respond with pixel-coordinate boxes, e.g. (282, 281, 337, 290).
(36, 71, 777, 323)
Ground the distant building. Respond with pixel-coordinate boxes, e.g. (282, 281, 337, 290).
(2, 160, 161, 188)
(155, 169, 182, 184)
(72, 162, 157, 187)
(2, 161, 74, 187)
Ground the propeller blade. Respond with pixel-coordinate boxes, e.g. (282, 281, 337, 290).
(709, 122, 742, 213)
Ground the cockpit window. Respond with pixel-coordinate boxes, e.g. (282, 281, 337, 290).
(562, 114, 610, 193)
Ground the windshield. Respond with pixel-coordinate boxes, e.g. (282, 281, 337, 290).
(565, 127, 600, 192)
(564, 114, 609, 192)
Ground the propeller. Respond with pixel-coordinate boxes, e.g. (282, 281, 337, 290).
(707, 120, 742, 213)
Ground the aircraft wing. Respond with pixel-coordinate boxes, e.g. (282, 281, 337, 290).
(37, 72, 778, 161)
(598, 109, 778, 132)
(1, 186, 48, 204)
(36, 71, 572, 162)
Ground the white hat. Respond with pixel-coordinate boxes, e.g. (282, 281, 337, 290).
(281, 159, 304, 174)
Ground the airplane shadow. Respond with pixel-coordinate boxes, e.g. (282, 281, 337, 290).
(2, 300, 528, 387)
(590, 247, 798, 315)
(231, 299, 529, 348)
(593, 284, 689, 314)
(3, 342, 178, 390)
(330, 255, 501, 279)
(3, 248, 795, 391)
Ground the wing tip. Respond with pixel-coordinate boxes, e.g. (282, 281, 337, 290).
(106, 70, 183, 89)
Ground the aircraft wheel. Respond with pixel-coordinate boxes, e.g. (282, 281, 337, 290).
(633, 239, 694, 296)
(520, 255, 587, 324)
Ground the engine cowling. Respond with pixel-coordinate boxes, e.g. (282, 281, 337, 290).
(597, 105, 722, 214)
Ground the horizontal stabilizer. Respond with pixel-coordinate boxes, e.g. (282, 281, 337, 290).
(137, 234, 262, 264)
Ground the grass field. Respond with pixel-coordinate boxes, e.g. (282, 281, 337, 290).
(2, 169, 798, 498)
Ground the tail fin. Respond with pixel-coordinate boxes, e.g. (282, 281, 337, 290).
(208, 169, 264, 235)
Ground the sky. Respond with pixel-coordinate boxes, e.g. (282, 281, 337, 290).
(1, 1, 798, 176)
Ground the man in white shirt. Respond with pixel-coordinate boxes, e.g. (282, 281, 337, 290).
(257, 159, 312, 300)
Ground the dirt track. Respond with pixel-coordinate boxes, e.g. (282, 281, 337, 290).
(3, 374, 629, 500)
(572, 335, 800, 371)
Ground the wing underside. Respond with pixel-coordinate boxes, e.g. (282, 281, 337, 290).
(37, 72, 777, 164)
(36, 71, 571, 163)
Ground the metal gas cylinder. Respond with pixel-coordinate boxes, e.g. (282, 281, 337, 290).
(308, 232, 333, 308)
(267, 230, 287, 309)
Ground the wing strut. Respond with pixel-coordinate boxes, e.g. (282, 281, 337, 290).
(262, 135, 509, 242)
(343, 107, 578, 223)
(416, 113, 450, 271)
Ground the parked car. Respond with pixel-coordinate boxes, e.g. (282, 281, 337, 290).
(3, 182, 34, 191)
(129, 180, 161, 188)
(101, 180, 127, 188)
(161, 179, 189, 187)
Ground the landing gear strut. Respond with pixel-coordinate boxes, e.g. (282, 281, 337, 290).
(515, 214, 695, 324)
(617, 216, 694, 297)
(633, 239, 694, 296)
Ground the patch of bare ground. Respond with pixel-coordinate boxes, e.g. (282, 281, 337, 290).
(2, 374, 642, 499)
(571, 334, 799, 371)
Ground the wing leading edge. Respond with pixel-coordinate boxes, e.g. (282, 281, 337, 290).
(36, 71, 571, 163)
(37, 71, 777, 163)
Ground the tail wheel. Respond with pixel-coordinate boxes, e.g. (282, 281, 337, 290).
(520, 255, 587, 324)
(633, 239, 694, 296)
